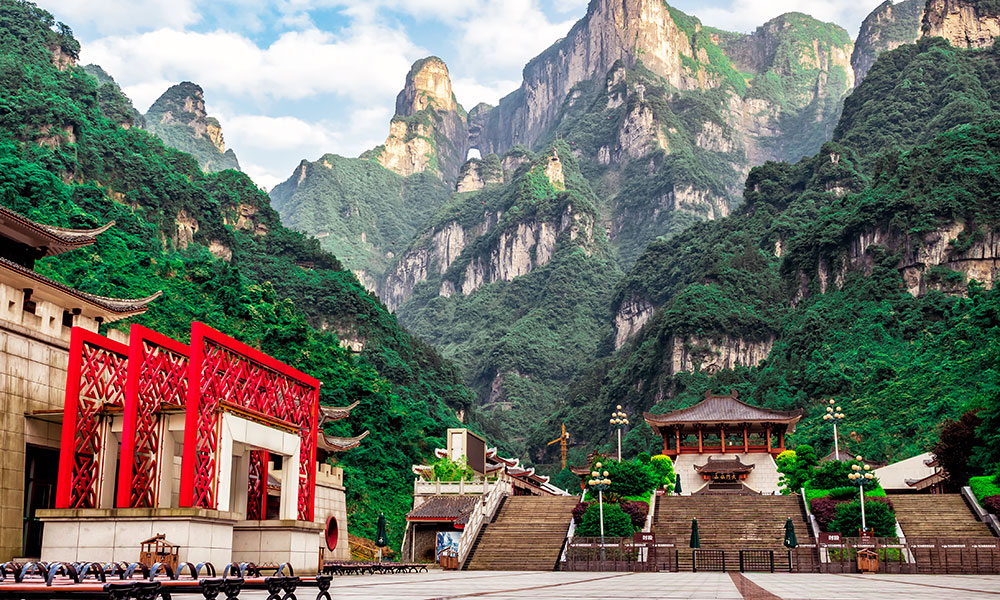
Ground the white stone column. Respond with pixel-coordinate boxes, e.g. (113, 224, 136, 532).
(280, 446, 300, 521)
(157, 425, 175, 508)
(216, 420, 235, 512)
(233, 446, 251, 519)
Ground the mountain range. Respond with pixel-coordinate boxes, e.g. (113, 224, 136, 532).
(21, 0, 1000, 504)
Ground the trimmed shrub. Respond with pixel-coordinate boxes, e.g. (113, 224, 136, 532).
(829, 500, 897, 537)
(970, 475, 1000, 503)
(619, 500, 649, 528)
(637, 452, 651, 464)
(809, 461, 854, 490)
(826, 486, 860, 500)
(572, 501, 593, 524)
(605, 460, 658, 498)
(575, 502, 635, 537)
(810, 496, 838, 531)
(984, 495, 1000, 515)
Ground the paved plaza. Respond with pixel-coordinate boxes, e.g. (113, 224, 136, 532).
(170, 570, 1000, 599)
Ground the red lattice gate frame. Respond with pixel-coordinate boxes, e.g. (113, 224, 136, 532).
(116, 325, 190, 508)
(55, 327, 129, 509)
(178, 322, 320, 520)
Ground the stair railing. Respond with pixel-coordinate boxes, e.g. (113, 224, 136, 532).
(800, 487, 827, 564)
(962, 485, 1000, 537)
(458, 474, 512, 569)
(559, 490, 585, 564)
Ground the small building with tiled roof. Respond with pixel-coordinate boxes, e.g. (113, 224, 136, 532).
(874, 452, 944, 494)
(644, 391, 800, 495)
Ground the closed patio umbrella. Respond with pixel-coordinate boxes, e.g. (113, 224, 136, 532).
(690, 518, 700, 549)
(784, 517, 798, 548)
(375, 513, 388, 560)
(674, 475, 682, 495)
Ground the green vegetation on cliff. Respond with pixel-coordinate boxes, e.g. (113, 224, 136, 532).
(558, 38, 1000, 469)
(0, 0, 475, 547)
(270, 154, 451, 281)
(395, 145, 623, 457)
(144, 81, 240, 173)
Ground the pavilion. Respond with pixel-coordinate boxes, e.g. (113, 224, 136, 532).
(644, 391, 802, 494)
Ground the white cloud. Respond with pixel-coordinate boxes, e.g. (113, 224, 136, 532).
(82, 24, 422, 108)
(679, 0, 885, 35)
(457, 0, 576, 70)
(217, 106, 393, 190)
(43, 0, 200, 33)
(452, 77, 521, 109)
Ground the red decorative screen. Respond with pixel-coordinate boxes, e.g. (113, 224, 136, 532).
(55, 328, 129, 509)
(178, 322, 320, 520)
(116, 325, 189, 508)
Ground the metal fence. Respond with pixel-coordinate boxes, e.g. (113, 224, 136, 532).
(790, 537, 1000, 574)
(562, 538, 678, 572)
(563, 536, 1000, 574)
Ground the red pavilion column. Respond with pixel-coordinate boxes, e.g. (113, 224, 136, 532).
(766, 426, 772, 453)
(779, 428, 786, 451)
(698, 428, 703, 453)
(721, 427, 726, 454)
(675, 428, 681, 455)
(743, 427, 749, 453)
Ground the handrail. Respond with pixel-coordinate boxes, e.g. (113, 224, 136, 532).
(457, 476, 512, 568)
(414, 479, 494, 496)
(560, 490, 584, 563)
(801, 487, 827, 564)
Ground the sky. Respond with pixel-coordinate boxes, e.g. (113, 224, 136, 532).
(42, 0, 891, 190)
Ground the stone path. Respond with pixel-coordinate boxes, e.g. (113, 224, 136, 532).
(168, 570, 1000, 599)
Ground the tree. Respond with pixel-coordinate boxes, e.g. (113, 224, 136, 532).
(426, 456, 475, 481)
(575, 503, 634, 537)
(650, 454, 676, 492)
(777, 445, 819, 493)
(932, 410, 985, 490)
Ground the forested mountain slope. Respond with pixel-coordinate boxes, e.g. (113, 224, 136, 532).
(553, 36, 1000, 468)
(0, 0, 475, 547)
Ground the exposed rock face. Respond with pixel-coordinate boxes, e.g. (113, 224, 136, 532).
(145, 82, 240, 173)
(613, 293, 654, 349)
(668, 335, 775, 375)
(456, 157, 503, 192)
(472, 0, 697, 154)
(922, 0, 1000, 48)
(852, 0, 923, 86)
(598, 92, 669, 165)
(801, 221, 999, 300)
(379, 220, 471, 310)
(376, 57, 469, 182)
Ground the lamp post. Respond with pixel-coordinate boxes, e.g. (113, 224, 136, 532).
(588, 462, 612, 559)
(821, 399, 845, 460)
(847, 455, 875, 533)
(610, 405, 629, 462)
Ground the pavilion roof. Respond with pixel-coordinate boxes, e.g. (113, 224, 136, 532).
(317, 429, 369, 452)
(0, 256, 161, 322)
(694, 456, 755, 474)
(319, 401, 359, 424)
(644, 391, 802, 432)
(0, 205, 114, 257)
(406, 495, 478, 525)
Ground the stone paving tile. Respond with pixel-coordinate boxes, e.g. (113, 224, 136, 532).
(171, 571, 1000, 599)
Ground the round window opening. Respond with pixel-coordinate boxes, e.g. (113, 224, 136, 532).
(325, 516, 339, 551)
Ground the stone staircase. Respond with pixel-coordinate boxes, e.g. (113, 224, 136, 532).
(464, 495, 578, 571)
(892, 494, 994, 538)
(653, 494, 813, 571)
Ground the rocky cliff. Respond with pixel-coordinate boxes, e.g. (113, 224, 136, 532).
(372, 57, 469, 182)
(851, 0, 923, 85)
(144, 82, 240, 172)
(922, 0, 1000, 47)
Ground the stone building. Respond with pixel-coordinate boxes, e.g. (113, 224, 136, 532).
(0, 207, 159, 561)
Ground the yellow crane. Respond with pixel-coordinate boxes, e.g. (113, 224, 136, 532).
(547, 424, 570, 470)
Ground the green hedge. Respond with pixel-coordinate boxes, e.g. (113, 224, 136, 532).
(970, 475, 1000, 503)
